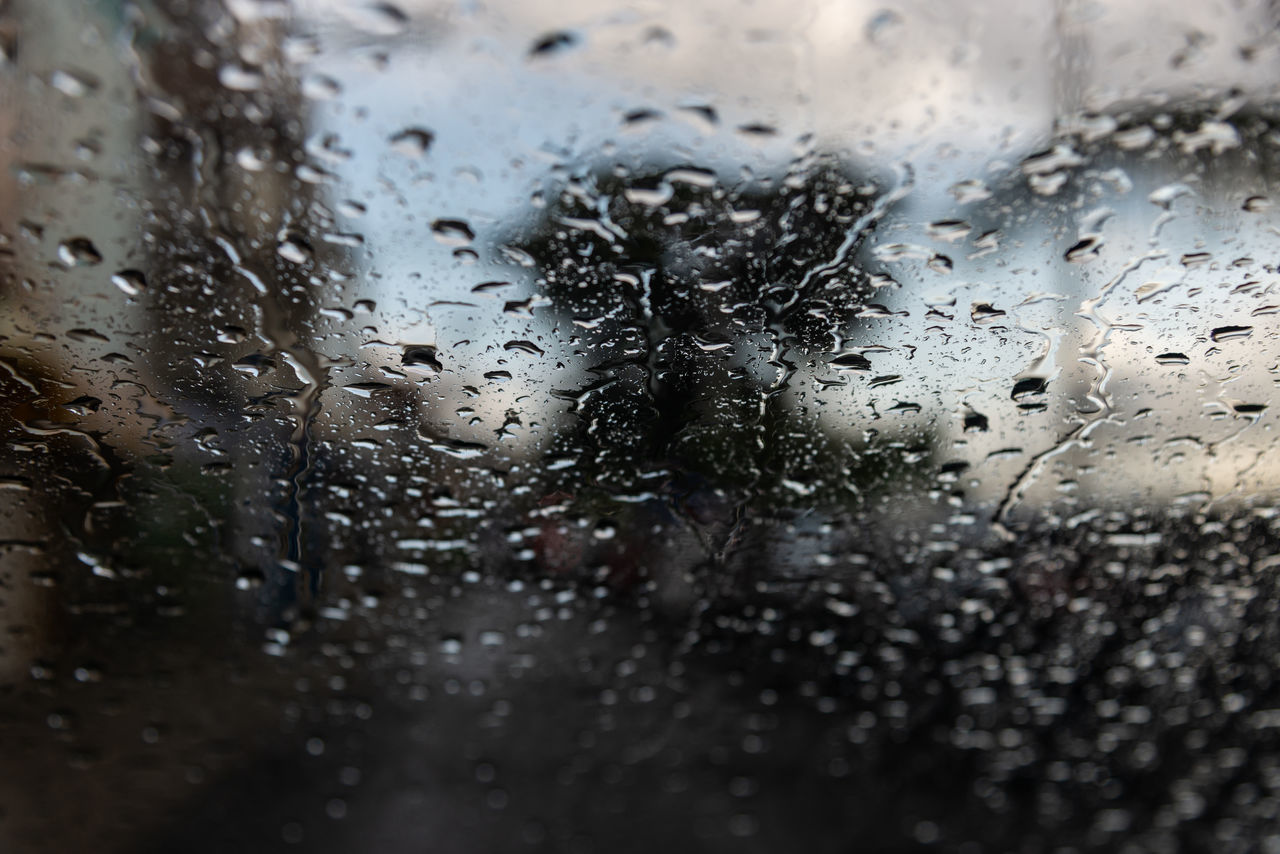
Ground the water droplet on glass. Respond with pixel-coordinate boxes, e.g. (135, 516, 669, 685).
(1064, 235, 1102, 263)
(344, 2, 409, 36)
(58, 238, 102, 267)
(343, 382, 392, 398)
(1011, 377, 1048, 400)
(1149, 182, 1192, 209)
(431, 219, 475, 246)
(503, 340, 544, 357)
(403, 346, 442, 374)
(1210, 325, 1253, 342)
(963, 409, 990, 432)
(830, 352, 872, 372)
(50, 69, 98, 97)
(865, 10, 904, 46)
(970, 303, 1006, 324)
(301, 74, 342, 100)
(110, 269, 146, 296)
(218, 64, 264, 91)
(277, 234, 313, 265)
(389, 128, 433, 157)
(529, 31, 578, 57)
(236, 147, 269, 171)
(949, 179, 991, 203)
(926, 220, 971, 243)
(233, 354, 276, 377)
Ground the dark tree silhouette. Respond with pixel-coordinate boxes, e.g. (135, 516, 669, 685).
(510, 156, 889, 505)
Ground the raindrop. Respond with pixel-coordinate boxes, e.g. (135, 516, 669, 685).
(830, 352, 872, 372)
(344, 2, 409, 36)
(1175, 120, 1240, 155)
(58, 238, 102, 267)
(322, 232, 364, 248)
(431, 219, 475, 246)
(1148, 183, 1192, 209)
(622, 108, 663, 126)
(62, 396, 101, 416)
(1114, 125, 1155, 150)
(343, 382, 393, 398)
(233, 354, 276, 377)
(970, 303, 1006, 324)
(503, 340, 544, 356)
(1021, 144, 1085, 176)
(236, 148, 268, 171)
(302, 74, 342, 100)
(865, 9, 904, 46)
(1065, 236, 1102, 263)
(72, 664, 102, 683)
(110, 269, 146, 296)
(403, 346, 442, 373)
(497, 245, 536, 267)
(529, 31, 578, 57)
(50, 69, 99, 97)
(425, 438, 487, 459)
(926, 220, 971, 243)
(236, 570, 265, 591)
(1210, 325, 1253, 342)
(644, 26, 675, 47)
(218, 65, 264, 91)
(389, 128, 434, 157)
(949, 179, 991, 203)
(1011, 377, 1047, 400)
(277, 234, 313, 265)
(679, 104, 719, 126)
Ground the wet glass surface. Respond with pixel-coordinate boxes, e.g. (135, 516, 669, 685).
(4, 1, 1280, 851)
